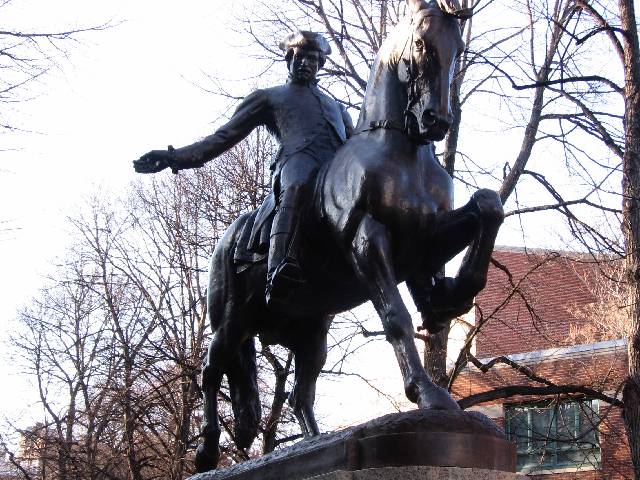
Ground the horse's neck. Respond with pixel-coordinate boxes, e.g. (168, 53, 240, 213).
(356, 44, 407, 130)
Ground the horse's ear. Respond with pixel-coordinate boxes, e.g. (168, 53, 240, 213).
(406, 0, 428, 14)
(436, 0, 474, 18)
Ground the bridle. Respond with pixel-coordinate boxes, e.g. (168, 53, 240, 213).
(354, 10, 443, 137)
(402, 16, 426, 135)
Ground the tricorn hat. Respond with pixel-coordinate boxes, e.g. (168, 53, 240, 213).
(279, 31, 331, 66)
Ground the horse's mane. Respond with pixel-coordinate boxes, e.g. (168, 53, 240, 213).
(381, 0, 468, 66)
(356, 0, 468, 131)
(434, 0, 473, 19)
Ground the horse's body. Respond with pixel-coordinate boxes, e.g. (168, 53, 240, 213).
(195, 0, 504, 472)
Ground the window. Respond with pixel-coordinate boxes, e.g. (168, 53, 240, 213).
(504, 399, 601, 473)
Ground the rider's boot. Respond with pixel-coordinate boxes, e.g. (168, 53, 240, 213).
(265, 205, 305, 308)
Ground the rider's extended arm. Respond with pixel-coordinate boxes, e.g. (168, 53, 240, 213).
(170, 90, 269, 171)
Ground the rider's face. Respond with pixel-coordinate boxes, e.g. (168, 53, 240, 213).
(289, 48, 320, 84)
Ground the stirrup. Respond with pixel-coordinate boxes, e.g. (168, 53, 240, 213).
(265, 258, 305, 307)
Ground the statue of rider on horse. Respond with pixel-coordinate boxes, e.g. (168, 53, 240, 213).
(134, 0, 503, 473)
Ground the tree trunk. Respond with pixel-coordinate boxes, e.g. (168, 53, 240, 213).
(171, 381, 193, 480)
(442, 59, 463, 177)
(123, 363, 143, 480)
(262, 348, 293, 454)
(423, 324, 450, 388)
(620, 0, 640, 476)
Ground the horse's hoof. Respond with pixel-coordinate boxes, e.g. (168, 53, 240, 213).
(422, 277, 474, 333)
(235, 419, 259, 450)
(418, 385, 461, 411)
(195, 443, 219, 473)
(472, 189, 504, 223)
(421, 311, 449, 334)
(422, 298, 473, 333)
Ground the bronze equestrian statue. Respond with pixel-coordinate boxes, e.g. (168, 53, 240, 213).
(134, 0, 503, 473)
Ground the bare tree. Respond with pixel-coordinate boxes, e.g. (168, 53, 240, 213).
(489, 1, 640, 475)
(8, 257, 123, 480)
(595, 0, 640, 475)
(4, 128, 302, 479)
(0, 1, 109, 133)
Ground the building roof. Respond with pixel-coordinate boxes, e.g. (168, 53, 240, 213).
(475, 247, 619, 357)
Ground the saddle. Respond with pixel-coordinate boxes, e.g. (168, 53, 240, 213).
(233, 192, 276, 272)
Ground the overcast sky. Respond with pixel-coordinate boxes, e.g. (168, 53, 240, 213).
(0, 2, 255, 318)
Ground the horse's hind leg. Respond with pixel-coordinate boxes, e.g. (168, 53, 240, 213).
(289, 316, 332, 436)
(196, 212, 260, 472)
(350, 214, 459, 410)
(196, 321, 249, 472)
(409, 188, 503, 333)
(196, 336, 225, 472)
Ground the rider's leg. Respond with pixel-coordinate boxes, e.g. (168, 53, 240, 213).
(266, 155, 318, 305)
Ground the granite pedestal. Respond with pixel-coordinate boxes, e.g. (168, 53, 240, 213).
(189, 410, 517, 480)
(309, 466, 522, 479)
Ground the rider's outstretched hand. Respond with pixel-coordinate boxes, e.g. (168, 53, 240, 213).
(133, 149, 173, 174)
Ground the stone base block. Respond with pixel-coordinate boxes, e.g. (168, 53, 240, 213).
(309, 466, 523, 480)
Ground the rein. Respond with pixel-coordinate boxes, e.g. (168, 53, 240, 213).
(354, 119, 406, 135)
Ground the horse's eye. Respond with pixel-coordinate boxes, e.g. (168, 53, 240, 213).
(415, 39, 424, 51)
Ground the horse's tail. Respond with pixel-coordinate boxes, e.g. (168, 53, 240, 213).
(228, 339, 261, 449)
(207, 212, 262, 450)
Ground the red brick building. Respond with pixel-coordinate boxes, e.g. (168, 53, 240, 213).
(451, 247, 633, 479)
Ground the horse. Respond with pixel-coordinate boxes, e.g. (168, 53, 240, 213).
(195, 0, 503, 472)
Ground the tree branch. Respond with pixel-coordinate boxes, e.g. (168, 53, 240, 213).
(458, 384, 624, 409)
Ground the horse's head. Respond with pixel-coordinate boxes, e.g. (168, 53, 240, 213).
(395, 0, 469, 143)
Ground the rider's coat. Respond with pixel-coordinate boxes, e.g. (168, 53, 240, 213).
(183, 81, 354, 266)
(178, 81, 352, 173)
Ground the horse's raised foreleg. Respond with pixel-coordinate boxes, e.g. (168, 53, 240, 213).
(409, 188, 503, 333)
(350, 214, 459, 410)
(289, 316, 332, 436)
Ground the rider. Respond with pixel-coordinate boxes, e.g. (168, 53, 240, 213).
(133, 31, 353, 307)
